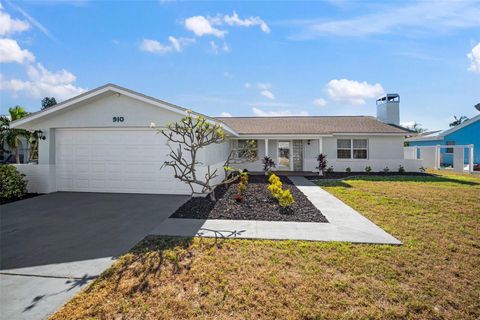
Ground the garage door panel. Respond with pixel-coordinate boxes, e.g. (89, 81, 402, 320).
(56, 129, 190, 194)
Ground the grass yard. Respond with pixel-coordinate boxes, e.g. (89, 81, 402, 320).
(51, 171, 480, 320)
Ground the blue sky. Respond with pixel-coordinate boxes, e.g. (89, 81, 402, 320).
(0, 0, 479, 131)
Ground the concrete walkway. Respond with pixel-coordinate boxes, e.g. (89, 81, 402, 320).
(153, 177, 401, 245)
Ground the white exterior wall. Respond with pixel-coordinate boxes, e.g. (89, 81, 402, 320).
(13, 164, 57, 193)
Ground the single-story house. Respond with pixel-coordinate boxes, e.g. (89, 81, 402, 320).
(10, 84, 420, 195)
(406, 115, 479, 166)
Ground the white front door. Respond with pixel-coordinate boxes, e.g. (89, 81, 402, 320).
(55, 129, 190, 194)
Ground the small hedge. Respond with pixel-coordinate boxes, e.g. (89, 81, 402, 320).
(0, 164, 27, 200)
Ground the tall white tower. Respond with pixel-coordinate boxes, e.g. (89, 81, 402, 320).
(376, 94, 400, 125)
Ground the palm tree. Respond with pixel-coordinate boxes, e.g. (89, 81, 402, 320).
(0, 106, 30, 164)
(449, 115, 468, 127)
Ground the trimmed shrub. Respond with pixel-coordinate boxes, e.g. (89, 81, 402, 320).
(278, 189, 294, 208)
(0, 164, 27, 199)
(383, 166, 390, 174)
(235, 172, 249, 202)
(268, 180, 283, 199)
(398, 165, 405, 174)
(345, 167, 352, 173)
(365, 166, 372, 174)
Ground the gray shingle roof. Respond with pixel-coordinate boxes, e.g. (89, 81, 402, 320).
(216, 116, 410, 135)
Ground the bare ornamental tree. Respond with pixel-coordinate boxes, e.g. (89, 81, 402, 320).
(159, 113, 256, 201)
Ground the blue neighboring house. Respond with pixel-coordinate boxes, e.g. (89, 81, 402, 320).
(406, 114, 479, 166)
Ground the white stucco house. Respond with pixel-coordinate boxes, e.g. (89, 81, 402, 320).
(10, 84, 421, 195)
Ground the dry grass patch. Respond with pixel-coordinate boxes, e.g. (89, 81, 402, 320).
(51, 171, 480, 320)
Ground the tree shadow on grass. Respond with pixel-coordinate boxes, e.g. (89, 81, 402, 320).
(95, 235, 225, 296)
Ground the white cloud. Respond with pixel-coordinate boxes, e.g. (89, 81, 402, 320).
(467, 42, 480, 73)
(140, 36, 194, 54)
(325, 79, 384, 105)
(252, 107, 309, 117)
(313, 98, 327, 107)
(0, 62, 86, 100)
(219, 112, 232, 117)
(293, 1, 480, 39)
(0, 38, 35, 64)
(223, 71, 232, 78)
(0, 3, 30, 36)
(223, 11, 270, 33)
(245, 82, 276, 100)
(260, 89, 275, 100)
(256, 82, 271, 90)
(185, 16, 226, 38)
(209, 40, 230, 54)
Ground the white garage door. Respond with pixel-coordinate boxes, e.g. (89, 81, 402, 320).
(55, 129, 190, 194)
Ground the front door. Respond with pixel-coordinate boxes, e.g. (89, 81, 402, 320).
(278, 141, 291, 170)
(293, 140, 304, 171)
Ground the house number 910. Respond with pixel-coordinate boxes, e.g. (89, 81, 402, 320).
(113, 116, 124, 122)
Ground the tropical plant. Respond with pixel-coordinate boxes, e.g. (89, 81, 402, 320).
(0, 164, 27, 199)
(449, 115, 468, 127)
(383, 166, 390, 174)
(407, 122, 427, 133)
(365, 166, 372, 174)
(398, 165, 405, 174)
(235, 171, 249, 202)
(262, 156, 275, 174)
(0, 106, 30, 164)
(316, 153, 327, 175)
(160, 112, 254, 201)
(41, 97, 57, 110)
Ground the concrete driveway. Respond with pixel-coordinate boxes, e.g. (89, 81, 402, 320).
(0, 192, 188, 320)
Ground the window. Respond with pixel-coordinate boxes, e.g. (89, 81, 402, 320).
(337, 139, 351, 159)
(353, 139, 368, 159)
(236, 140, 258, 159)
(337, 139, 368, 159)
(446, 141, 455, 154)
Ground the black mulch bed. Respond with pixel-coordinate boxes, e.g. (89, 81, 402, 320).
(170, 175, 328, 223)
(306, 172, 432, 180)
(0, 193, 42, 205)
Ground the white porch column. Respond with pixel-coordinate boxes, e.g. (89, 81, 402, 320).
(318, 137, 323, 154)
(265, 138, 269, 158)
(290, 139, 294, 171)
(469, 144, 474, 173)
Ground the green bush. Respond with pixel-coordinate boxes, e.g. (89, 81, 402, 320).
(345, 167, 352, 173)
(0, 164, 27, 199)
(278, 189, 295, 208)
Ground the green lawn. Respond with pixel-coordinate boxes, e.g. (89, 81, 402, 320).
(51, 171, 480, 320)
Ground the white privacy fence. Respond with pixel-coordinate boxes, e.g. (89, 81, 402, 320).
(404, 144, 474, 173)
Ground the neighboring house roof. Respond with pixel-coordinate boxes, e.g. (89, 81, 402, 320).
(10, 83, 239, 136)
(406, 114, 480, 142)
(216, 116, 411, 135)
